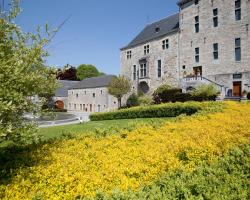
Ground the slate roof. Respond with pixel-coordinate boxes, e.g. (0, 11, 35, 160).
(121, 13, 179, 50)
(55, 80, 80, 97)
(177, 0, 193, 6)
(69, 75, 115, 90)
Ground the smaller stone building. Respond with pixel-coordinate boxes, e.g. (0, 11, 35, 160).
(53, 80, 79, 109)
(67, 75, 118, 113)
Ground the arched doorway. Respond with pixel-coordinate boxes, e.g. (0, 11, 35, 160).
(55, 100, 64, 109)
(138, 81, 150, 94)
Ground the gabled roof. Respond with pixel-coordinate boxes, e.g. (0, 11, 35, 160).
(121, 13, 179, 50)
(55, 80, 79, 97)
(69, 75, 115, 90)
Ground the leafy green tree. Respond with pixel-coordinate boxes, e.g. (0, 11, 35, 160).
(0, 0, 58, 145)
(108, 76, 131, 108)
(76, 64, 104, 80)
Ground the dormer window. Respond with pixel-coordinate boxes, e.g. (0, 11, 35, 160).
(155, 27, 160, 33)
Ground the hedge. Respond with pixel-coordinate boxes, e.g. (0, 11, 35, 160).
(90, 102, 202, 121)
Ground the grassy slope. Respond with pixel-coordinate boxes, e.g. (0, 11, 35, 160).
(38, 118, 171, 140)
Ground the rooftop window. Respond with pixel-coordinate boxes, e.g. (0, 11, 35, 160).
(155, 27, 160, 33)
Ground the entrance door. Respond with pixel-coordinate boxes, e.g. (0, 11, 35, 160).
(193, 66, 202, 76)
(55, 100, 64, 109)
(233, 81, 242, 97)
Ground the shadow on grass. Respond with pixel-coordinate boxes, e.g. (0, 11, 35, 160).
(0, 139, 58, 186)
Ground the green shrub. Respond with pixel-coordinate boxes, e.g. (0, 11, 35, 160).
(90, 102, 202, 121)
(174, 93, 192, 102)
(191, 84, 220, 101)
(126, 93, 139, 108)
(53, 108, 67, 112)
(247, 92, 250, 100)
(153, 84, 182, 103)
(138, 95, 153, 106)
(153, 84, 220, 104)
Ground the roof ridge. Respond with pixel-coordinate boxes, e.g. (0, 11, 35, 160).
(121, 13, 180, 50)
(147, 12, 179, 26)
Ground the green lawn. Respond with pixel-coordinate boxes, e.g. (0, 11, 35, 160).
(38, 118, 171, 140)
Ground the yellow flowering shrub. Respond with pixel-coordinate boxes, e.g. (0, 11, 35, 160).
(1, 102, 250, 199)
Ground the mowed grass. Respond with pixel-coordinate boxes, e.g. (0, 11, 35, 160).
(38, 117, 171, 140)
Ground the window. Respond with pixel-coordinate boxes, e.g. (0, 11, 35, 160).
(235, 38, 241, 61)
(98, 105, 101, 112)
(126, 50, 132, 59)
(162, 39, 169, 50)
(193, 66, 202, 76)
(155, 27, 160, 33)
(140, 63, 147, 78)
(233, 74, 242, 79)
(195, 16, 199, 33)
(213, 43, 219, 60)
(84, 91, 86, 95)
(182, 65, 186, 70)
(74, 104, 76, 109)
(213, 8, 218, 27)
(133, 65, 137, 80)
(69, 103, 71, 109)
(195, 47, 200, 63)
(235, 0, 241, 21)
(76, 93, 78, 98)
(100, 90, 103, 94)
(89, 104, 92, 112)
(157, 60, 162, 78)
(144, 45, 149, 55)
(93, 93, 96, 98)
(195, 0, 199, 5)
(83, 104, 85, 111)
(80, 104, 82, 110)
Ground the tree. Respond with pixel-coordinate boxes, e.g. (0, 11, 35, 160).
(76, 64, 104, 80)
(108, 76, 131, 108)
(56, 64, 77, 80)
(0, 0, 58, 145)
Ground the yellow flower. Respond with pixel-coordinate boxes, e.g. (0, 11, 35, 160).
(1, 102, 250, 199)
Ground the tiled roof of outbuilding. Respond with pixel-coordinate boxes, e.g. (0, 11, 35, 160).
(69, 75, 115, 90)
(121, 13, 179, 50)
(55, 80, 79, 97)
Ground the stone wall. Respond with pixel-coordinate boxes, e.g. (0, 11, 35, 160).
(120, 32, 180, 95)
(120, 0, 250, 99)
(67, 87, 118, 113)
(179, 0, 250, 92)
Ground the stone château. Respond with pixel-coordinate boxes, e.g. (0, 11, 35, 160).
(120, 0, 250, 98)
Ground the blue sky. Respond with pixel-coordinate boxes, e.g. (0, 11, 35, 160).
(15, 0, 179, 75)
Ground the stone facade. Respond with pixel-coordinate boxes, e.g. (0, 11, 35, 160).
(67, 87, 118, 113)
(121, 0, 250, 98)
(121, 32, 179, 94)
(53, 80, 79, 110)
(179, 0, 250, 96)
